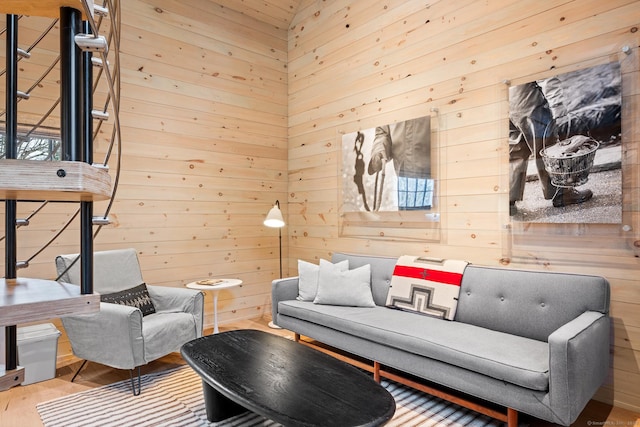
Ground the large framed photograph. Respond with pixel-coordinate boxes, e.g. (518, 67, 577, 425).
(508, 62, 622, 224)
(339, 115, 441, 241)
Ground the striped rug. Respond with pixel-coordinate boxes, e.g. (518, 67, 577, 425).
(37, 366, 502, 427)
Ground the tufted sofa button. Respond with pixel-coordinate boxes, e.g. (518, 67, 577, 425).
(500, 297, 505, 301)
(466, 291, 471, 296)
(541, 302, 545, 307)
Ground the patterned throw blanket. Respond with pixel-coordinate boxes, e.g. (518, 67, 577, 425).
(385, 255, 469, 320)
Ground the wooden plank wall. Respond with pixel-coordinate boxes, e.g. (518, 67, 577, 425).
(287, 0, 640, 412)
(1, 0, 639, 414)
(0, 0, 288, 364)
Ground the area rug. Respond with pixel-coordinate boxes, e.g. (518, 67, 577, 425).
(37, 366, 502, 427)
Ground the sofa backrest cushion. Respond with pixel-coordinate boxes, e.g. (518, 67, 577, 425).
(332, 253, 397, 307)
(455, 265, 610, 341)
(332, 252, 610, 342)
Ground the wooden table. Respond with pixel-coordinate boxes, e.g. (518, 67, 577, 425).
(181, 329, 395, 426)
(185, 278, 242, 333)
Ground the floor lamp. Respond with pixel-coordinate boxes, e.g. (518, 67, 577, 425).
(264, 200, 284, 329)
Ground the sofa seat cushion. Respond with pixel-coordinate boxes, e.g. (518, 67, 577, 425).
(279, 300, 549, 391)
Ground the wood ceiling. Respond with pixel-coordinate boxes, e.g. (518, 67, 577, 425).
(213, 0, 304, 28)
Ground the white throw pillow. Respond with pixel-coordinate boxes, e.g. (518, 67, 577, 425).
(297, 259, 348, 301)
(314, 264, 375, 307)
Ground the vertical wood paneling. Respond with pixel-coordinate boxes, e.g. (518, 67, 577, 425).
(288, 0, 640, 412)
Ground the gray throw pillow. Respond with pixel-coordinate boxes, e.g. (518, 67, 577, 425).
(297, 259, 348, 301)
(314, 264, 375, 307)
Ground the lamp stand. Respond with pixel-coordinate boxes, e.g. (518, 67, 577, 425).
(278, 227, 282, 278)
(269, 228, 283, 329)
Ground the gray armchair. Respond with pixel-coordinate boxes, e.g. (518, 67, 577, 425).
(56, 248, 204, 395)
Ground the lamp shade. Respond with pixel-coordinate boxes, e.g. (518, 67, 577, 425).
(264, 201, 285, 228)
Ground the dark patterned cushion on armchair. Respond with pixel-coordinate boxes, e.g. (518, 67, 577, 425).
(100, 283, 156, 316)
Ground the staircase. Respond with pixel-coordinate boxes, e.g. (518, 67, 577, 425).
(0, 0, 121, 389)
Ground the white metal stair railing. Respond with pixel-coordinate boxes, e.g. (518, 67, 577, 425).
(53, 0, 124, 279)
(0, 0, 122, 274)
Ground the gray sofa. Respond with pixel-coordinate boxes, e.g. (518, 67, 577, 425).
(271, 253, 610, 426)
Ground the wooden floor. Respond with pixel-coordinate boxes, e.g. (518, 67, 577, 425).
(1, 317, 638, 427)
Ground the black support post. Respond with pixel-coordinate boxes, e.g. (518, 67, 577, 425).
(4, 14, 19, 372)
(80, 20, 93, 295)
(61, 7, 94, 295)
(60, 7, 82, 162)
(81, 20, 93, 166)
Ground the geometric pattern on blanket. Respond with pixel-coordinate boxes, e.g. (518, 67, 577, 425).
(386, 255, 469, 320)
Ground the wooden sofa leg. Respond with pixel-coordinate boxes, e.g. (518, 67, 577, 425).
(294, 333, 300, 342)
(507, 408, 518, 427)
(373, 361, 381, 383)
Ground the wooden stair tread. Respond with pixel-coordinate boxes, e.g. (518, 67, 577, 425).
(0, 159, 111, 202)
(0, 278, 100, 327)
(0, 366, 24, 391)
(0, 0, 93, 19)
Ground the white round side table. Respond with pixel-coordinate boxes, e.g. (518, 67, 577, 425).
(186, 278, 242, 334)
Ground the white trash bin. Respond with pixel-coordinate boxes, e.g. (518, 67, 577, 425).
(17, 323, 61, 385)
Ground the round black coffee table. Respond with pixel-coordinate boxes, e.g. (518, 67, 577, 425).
(181, 329, 395, 426)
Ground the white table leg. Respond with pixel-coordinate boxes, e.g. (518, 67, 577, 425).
(213, 291, 220, 334)
(187, 280, 241, 334)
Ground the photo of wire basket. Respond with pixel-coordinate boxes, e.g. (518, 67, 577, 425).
(540, 135, 599, 188)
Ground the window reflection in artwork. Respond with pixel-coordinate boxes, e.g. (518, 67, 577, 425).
(397, 177, 434, 210)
